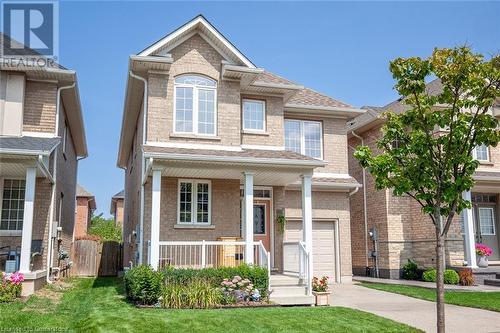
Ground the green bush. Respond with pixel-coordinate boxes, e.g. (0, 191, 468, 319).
(88, 213, 122, 242)
(444, 270, 459, 285)
(422, 269, 437, 282)
(124, 265, 164, 305)
(422, 268, 459, 284)
(161, 279, 223, 309)
(402, 260, 419, 280)
(0, 282, 21, 302)
(163, 264, 269, 297)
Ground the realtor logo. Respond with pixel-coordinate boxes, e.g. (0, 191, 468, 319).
(1, 0, 58, 60)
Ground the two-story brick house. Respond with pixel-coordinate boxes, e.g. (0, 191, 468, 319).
(0, 34, 87, 294)
(73, 185, 96, 239)
(117, 16, 364, 304)
(348, 79, 500, 282)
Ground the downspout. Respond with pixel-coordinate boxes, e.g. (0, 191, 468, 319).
(46, 83, 74, 284)
(351, 130, 370, 270)
(129, 71, 147, 265)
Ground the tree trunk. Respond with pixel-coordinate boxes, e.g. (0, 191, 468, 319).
(435, 212, 446, 333)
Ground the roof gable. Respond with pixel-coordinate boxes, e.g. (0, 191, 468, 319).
(138, 15, 255, 68)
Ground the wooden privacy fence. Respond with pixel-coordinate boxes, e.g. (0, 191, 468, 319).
(72, 240, 122, 277)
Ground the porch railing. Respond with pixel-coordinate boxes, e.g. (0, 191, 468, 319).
(298, 241, 312, 295)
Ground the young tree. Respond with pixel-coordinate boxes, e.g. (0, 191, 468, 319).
(354, 47, 500, 333)
(89, 213, 122, 242)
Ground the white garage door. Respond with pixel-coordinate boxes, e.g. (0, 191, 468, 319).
(283, 220, 336, 280)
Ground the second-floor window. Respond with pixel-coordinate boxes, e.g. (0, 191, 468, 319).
(242, 99, 265, 132)
(473, 144, 489, 161)
(174, 75, 217, 136)
(284, 119, 323, 159)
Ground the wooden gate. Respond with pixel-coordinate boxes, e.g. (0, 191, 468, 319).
(72, 240, 122, 277)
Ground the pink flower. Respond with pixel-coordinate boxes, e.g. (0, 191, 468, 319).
(9, 272, 24, 285)
(476, 243, 493, 257)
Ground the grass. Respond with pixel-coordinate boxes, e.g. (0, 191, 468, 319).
(0, 277, 422, 333)
(358, 282, 500, 312)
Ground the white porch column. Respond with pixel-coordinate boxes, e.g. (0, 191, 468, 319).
(301, 174, 313, 294)
(243, 172, 254, 265)
(19, 167, 36, 273)
(150, 168, 162, 270)
(462, 191, 477, 268)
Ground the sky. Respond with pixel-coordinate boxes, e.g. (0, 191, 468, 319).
(56, 1, 500, 217)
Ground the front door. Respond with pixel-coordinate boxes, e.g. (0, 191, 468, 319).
(474, 205, 500, 260)
(253, 200, 271, 251)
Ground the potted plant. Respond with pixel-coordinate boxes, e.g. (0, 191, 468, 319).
(312, 276, 331, 306)
(475, 243, 493, 268)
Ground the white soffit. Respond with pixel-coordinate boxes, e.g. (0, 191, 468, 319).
(138, 16, 256, 69)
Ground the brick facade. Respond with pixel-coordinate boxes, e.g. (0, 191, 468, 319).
(23, 80, 57, 134)
(74, 197, 92, 239)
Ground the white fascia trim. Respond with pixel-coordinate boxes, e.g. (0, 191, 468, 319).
(22, 131, 56, 138)
(313, 172, 352, 179)
(138, 16, 256, 68)
(145, 141, 242, 152)
(144, 151, 326, 167)
(130, 55, 174, 64)
(285, 104, 366, 116)
(222, 64, 264, 75)
(241, 144, 285, 151)
(0, 148, 51, 156)
(250, 82, 303, 91)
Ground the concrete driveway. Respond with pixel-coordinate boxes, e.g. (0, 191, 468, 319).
(331, 284, 500, 333)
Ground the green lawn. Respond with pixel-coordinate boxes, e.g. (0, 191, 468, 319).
(358, 282, 500, 312)
(0, 277, 421, 333)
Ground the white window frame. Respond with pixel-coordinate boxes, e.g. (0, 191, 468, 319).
(0, 177, 25, 235)
(478, 207, 496, 235)
(173, 75, 217, 136)
(284, 119, 323, 159)
(473, 145, 489, 162)
(242, 99, 266, 132)
(177, 179, 212, 225)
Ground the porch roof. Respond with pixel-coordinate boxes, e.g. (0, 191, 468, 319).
(0, 136, 60, 155)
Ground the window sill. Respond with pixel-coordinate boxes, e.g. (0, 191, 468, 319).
(479, 160, 494, 165)
(170, 133, 221, 141)
(174, 224, 215, 229)
(0, 230, 22, 237)
(241, 130, 269, 136)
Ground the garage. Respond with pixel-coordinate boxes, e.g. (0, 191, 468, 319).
(283, 220, 338, 282)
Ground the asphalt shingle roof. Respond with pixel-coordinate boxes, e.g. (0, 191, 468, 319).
(0, 136, 60, 153)
(76, 184, 94, 198)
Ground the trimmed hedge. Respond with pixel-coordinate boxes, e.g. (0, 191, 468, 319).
(422, 268, 459, 285)
(163, 264, 269, 296)
(402, 260, 419, 280)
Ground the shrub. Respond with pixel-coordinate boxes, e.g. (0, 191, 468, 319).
(161, 279, 223, 309)
(88, 213, 122, 242)
(0, 272, 24, 302)
(422, 268, 459, 284)
(444, 269, 459, 285)
(422, 269, 437, 282)
(458, 268, 475, 286)
(163, 264, 268, 297)
(402, 260, 419, 280)
(312, 276, 329, 292)
(124, 265, 164, 305)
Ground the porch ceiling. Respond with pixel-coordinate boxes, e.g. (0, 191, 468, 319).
(152, 159, 313, 186)
(0, 155, 45, 178)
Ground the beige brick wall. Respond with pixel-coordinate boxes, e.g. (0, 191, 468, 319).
(23, 80, 57, 133)
(241, 95, 284, 147)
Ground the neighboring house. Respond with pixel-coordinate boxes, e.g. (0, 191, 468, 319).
(0, 34, 87, 295)
(73, 185, 96, 239)
(110, 190, 124, 229)
(117, 15, 364, 303)
(347, 79, 500, 280)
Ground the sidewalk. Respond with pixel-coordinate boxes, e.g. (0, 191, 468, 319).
(353, 276, 500, 292)
(331, 283, 500, 333)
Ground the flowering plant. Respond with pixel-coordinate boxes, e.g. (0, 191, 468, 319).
(220, 275, 259, 302)
(475, 243, 493, 257)
(312, 276, 329, 292)
(0, 271, 24, 302)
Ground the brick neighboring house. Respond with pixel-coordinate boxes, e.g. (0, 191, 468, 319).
(0, 34, 87, 295)
(110, 190, 124, 230)
(347, 79, 500, 279)
(117, 16, 364, 304)
(73, 185, 96, 239)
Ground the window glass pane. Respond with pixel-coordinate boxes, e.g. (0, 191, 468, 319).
(475, 145, 489, 161)
(479, 208, 495, 235)
(179, 182, 192, 223)
(197, 183, 209, 223)
(1, 179, 25, 231)
(175, 87, 193, 132)
(198, 89, 215, 135)
(304, 121, 322, 158)
(253, 205, 265, 235)
(243, 100, 265, 131)
(285, 120, 301, 154)
(175, 75, 216, 87)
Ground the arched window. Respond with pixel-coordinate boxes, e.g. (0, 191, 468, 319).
(174, 75, 217, 135)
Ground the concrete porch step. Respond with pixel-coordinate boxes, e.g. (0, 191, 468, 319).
(484, 279, 500, 287)
(270, 274, 302, 287)
(270, 295, 315, 306)
(271, 285, 308, 297)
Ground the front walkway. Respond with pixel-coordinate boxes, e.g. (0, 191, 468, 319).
(331, 284, 500, 333)
(354, 276, 500, 291)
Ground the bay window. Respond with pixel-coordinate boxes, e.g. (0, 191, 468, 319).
(285, 119, 323, 159)
(174, 75, 217, 135)
(178, 180, 211, 225)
